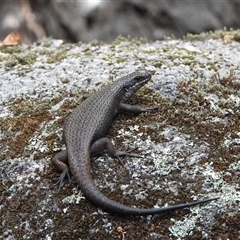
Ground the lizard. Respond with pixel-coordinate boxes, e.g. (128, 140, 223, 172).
(52, 70, 218, 216)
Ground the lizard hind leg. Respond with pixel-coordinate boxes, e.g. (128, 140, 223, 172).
(90, 137, 143, 166)
(51, 150, 71, 192)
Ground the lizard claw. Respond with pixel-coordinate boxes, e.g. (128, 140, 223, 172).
(114, 148, 143, 167)
(50, 170, 71, 193)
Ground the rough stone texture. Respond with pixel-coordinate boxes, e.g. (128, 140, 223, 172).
(0, 30, 240, 239)
(0, 0, 240, 44)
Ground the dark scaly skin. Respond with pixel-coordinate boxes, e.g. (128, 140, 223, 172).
(52, 70, 218, 216)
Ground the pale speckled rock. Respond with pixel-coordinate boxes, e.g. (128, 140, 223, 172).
(0, 30, 240, 239)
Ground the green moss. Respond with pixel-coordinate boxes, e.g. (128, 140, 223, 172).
(0, 45, 22, 54)
(117, 58, 126, 63)
(2, 47, 38, 71)
(46, 50, 68, 63)
(184, 28, 240, 41)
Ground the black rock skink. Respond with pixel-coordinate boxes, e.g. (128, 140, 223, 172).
(52, 70, 218, 215)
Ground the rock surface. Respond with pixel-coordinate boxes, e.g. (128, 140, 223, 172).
(0, 30, 240, 239)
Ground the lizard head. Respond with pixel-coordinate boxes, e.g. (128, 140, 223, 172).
(121, 70, 151, 100)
